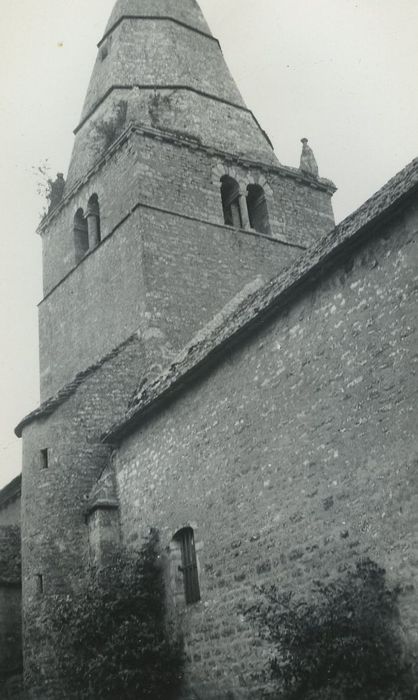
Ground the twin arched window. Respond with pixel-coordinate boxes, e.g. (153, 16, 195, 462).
(220, 177, 270, 236)
(73, 194, 101, 264)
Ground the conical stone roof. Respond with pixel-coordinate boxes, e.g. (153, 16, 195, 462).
(79, 0, 244, 123)
(104, 0, 212, 36)
(65, 0, 279, 188)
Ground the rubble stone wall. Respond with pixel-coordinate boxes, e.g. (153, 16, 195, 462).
(114, 201, 418, 698)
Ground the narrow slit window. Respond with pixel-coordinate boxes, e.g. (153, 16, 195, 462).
(175, 527, 200, 605)
(36, 574, 44, 595)
(40, 449, 49, 470)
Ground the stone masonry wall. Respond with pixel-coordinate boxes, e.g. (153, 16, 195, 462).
(40, 131, 313, 399)
(40, 126, 333, 400)
(39, 204, 297, 399)
(103, 0, 212, 37)
(66, 89, 278, 191)
(114, 201, 418, 698)
(0, 497, 21, 527)
(22, 208, 301, 697)
(0, 526, 22, 696)
(21, 334, 147, 699)
(0, 587, 22, 676)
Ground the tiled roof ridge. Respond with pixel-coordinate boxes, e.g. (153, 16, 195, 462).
(102, 156, 418, 443)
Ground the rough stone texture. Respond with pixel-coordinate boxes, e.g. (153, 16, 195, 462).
(104, 0, 212, 36)
(0, 526, 22, 696)
(105, 158, 418, 437)
(67, 2, 279, 190)
(81, 19, 240, 121)
(37, 122, 334, 400)
(0, 481, 22, 697)
(111, 195, 418, 696)
(67, 91, 279, 190)
(0, 526, 21, 588)
(1, 673, 25, 700)
(0, 586, 22, 674)
(19, 281, 267, 698)
(20, 339, 143, 697)
(38, 205, 296, 401)
(87, 464, 121, 567)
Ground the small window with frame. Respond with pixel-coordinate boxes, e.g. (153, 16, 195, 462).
(172, 527, 200, 605)
(40, 449, 49, 470)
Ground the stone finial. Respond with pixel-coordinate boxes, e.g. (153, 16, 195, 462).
(300, 138, 319, 178)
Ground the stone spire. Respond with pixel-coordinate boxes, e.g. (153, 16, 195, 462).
(104, 0, 212, 35)
(65, 0, 278, 189)
(300, 138, 319, 178)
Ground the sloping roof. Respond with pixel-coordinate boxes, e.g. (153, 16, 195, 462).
(15, 335, 139, 438)
(102, 157, 418, 443)
(0, 475, 21, 510)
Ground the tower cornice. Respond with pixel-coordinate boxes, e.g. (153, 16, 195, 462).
(73, 85, 269, 137)
(39, 122, 336, 235)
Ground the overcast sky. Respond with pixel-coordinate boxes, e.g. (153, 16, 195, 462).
(0, 0, 417, 488)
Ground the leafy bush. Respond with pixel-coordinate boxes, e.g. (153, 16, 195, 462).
(93, 100, 127, 153)
(48, 530, 184, 699)
(247, 558, 417, 699)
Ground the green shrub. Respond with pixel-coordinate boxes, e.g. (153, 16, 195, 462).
(48, 530, 184, 699)
(247, 558, 417, 699)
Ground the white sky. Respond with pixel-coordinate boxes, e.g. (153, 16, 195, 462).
(0, 0, 417, 488)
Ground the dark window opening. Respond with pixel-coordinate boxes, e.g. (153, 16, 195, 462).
(74, 208, 89, 263)
(40, 449, 49, 470)
(247, 184, 271, 235)
(87, 194, 101, 248)
(175, 527, 200, 605)
(221, 176, 242, 229)
(36, 574, 44, 595)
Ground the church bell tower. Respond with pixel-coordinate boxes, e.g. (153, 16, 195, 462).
(37, 0, 335, 401)
(17, 2, 335, 697)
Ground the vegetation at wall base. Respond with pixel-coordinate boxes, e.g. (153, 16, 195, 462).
(247, 558, 417, 700)
(42, 529, 184, 699)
